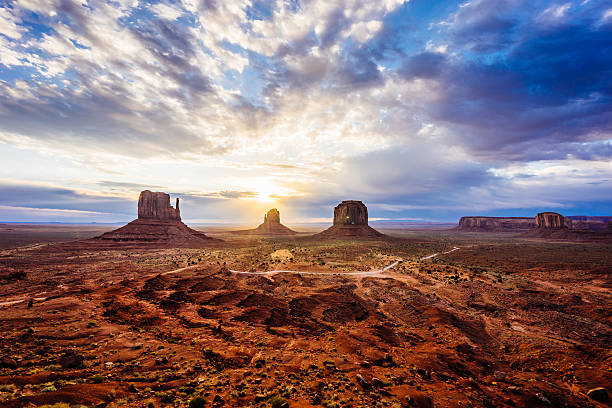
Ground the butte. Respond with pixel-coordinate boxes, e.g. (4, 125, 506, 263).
(234, 208, 297, 236)
(314, 200, 384, 238)
(94, 190, 218, 246)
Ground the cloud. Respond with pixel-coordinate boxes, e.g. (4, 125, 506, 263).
(0, 0, 611, 221)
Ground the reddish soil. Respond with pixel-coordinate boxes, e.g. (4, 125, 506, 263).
(0, 228, 610, 407)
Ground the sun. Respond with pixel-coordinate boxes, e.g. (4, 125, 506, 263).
(253, 181, 279, 202)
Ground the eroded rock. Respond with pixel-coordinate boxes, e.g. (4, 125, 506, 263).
(535, 212, 565, 229)
(138, 190, 181, 220)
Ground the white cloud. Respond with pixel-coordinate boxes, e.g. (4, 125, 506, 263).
(151, 3, 183, 20)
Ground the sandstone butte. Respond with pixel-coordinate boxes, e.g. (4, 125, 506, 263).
(96, 190, 216, 246)
(235, 208, 297, 235)
(535, 212, 565, 229)
(315, 200, 384, 239)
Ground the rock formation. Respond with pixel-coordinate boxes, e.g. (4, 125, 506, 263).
(535, 212, 565, 229)
(95, 190, 217, 246)
(264, 208, 280, 224)
(315, 201, 383, 239)
(565, 216, 612, 230)
(333, 200, 368, 226)
(456, 217, 535, 232)
(234, 208, 297, 235)
(138, 190, 180, 220)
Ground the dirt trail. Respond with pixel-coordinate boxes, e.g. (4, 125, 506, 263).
(0, 246, 461, 306)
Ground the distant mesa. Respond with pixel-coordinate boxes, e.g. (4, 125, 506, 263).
(535, 212, 565, 229)
(95, 190, 217, 246)
(566, 215, 612, 230)
(456, 210, 612, 241)
(314, 200, 384, 239)
(234, 208, 297, 235)
(456, 216, 534, 232)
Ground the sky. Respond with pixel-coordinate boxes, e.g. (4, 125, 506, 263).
(0, 0, 611, 224)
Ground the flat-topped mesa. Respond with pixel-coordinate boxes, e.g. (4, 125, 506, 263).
(333, 200, 368, 226)
(315, 200, 383, 239)
(457, 216, 534, 231)
(264, 208, 281, 224)
(535, 212, 565, 229)
(138, 190, 181, 220)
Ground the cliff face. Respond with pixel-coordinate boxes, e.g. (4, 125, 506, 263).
(138, 190, 181, 220)
(264, 208, 281, 224)
(535, 212, 565, 229)
(333, 201, 368, 226)
(456, 217, 535, 231)
(316, 200, 383, 239)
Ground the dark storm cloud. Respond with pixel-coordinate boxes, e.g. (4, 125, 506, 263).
(398, 2, 612, 162)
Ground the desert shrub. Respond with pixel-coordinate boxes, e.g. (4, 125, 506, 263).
(41, 385, 57, 392)
(189, 396, 206, 408)
(0, 384, 16, 393)
(270, 395, 289, 408)
(89, 374, 104, 384)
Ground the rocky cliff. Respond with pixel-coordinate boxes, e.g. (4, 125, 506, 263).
(138, 190, 181, 220)
(333, 200, 368, 226)
(535, 212, 565, 229)
(235, 208, 297, 235)
(456, 217, 535, 232)
(315, 201, 383, 239)
(264, 208, 281, 224)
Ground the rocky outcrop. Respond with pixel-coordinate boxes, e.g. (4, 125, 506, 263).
(95, 190, 217, 247)
(315, 201, 383, 239)
(535, 212, 565, 229)
(333, 200, 368, 226)
(264, 208, 280, 224)
(138, 190, 180, 220)
(235, 208, 297, 235)
(456, 217, 535, 232)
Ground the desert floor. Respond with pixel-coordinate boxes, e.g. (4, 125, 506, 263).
(0, 226, 610, 407)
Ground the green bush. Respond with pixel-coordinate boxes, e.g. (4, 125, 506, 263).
(189, 396, 206, 408)
(270, 395, 289, 408)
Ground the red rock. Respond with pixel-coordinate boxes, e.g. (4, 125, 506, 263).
(456, 217, 535, 231)
(535, 212, 565, 229)
(333, 200, 368, 225)
(138, 190, 180, 220)
(315, 200, 383, 239)
(234, 208, 297, 235)
(93, 190, 217, 246)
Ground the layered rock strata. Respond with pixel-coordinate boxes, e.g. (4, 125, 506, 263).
(456, 217, 535, 231)
(535, 212, 565, 229)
